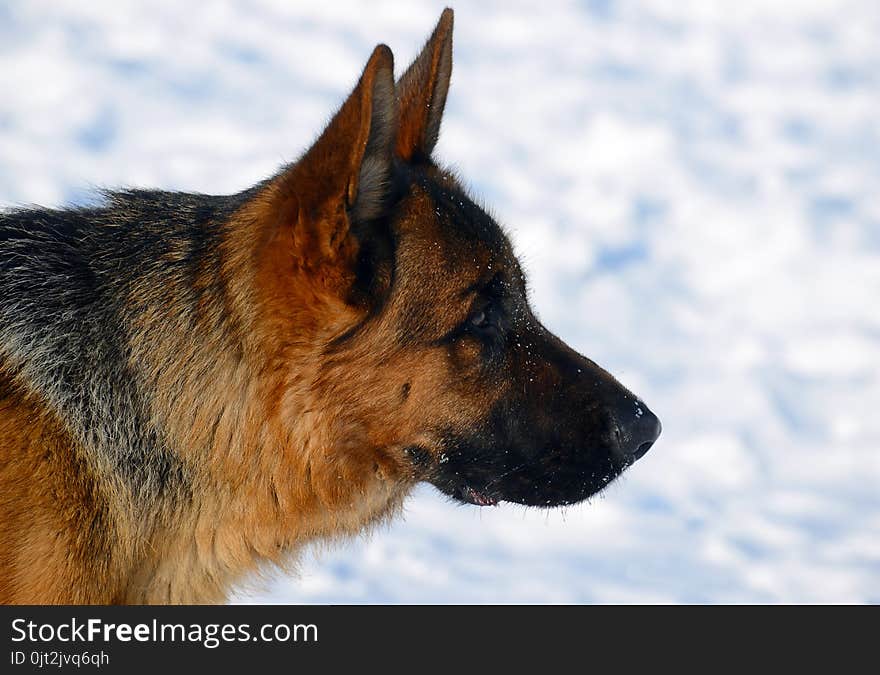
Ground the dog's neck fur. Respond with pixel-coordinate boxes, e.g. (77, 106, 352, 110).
(0, 189, 408, 603)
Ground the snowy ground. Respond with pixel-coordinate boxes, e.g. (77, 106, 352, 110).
(1, 0, 878, 603)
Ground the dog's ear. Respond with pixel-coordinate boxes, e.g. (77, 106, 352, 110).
(246, 45, 397, 310)
(395, 8, 453, 162)
(256, 45, 396, 305)
(288, 43, 396, 224)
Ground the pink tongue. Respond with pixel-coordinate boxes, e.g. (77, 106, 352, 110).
(465, 486, 498, 506)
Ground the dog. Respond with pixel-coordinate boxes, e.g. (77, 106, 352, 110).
(0, 9, 660, 604)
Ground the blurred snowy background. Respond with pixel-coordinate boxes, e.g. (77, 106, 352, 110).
(1, 0, 878, 603)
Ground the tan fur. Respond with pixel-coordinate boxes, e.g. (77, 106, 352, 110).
(0, 13, 497, 604)
(0, 373, 124, 603)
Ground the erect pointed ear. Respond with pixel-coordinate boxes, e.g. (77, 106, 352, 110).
(395, 8, 453, 162)
(253, 45, 396, 306)
(289, 43, 396, 226)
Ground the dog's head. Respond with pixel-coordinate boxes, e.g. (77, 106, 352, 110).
(244, 9, 659, 509)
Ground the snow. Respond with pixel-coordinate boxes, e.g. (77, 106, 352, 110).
(1, 0, 878, 603)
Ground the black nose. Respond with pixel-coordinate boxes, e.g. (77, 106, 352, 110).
(612, 402, 661, 463)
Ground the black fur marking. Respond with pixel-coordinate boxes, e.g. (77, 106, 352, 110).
(425, 317, 654, 507)
(0, 188, 251, 502)
(409, 166, 509, 255)
(404, 445, 432, 471)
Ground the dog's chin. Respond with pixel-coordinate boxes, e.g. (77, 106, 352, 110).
(427, 459, 627, 509)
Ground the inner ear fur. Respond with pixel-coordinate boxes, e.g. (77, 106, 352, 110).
(348, 48, 397, 223)
(266, 44, 396, 265)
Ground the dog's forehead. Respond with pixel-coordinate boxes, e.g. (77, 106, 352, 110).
(386, 172, 524, 342)
(394, 167, 516, 286)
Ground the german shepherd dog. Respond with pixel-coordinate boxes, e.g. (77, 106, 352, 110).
(0, 9, 660, 604)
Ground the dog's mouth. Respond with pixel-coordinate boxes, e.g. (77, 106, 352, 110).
(455, 485, 499, 507)
(415, 437, 629, 509)
(405, 445, 501, 506)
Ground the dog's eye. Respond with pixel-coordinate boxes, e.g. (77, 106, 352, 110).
(468, 304, 499, 336)
(453, 302, 505, 357)
(470, 309, 488, 327)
